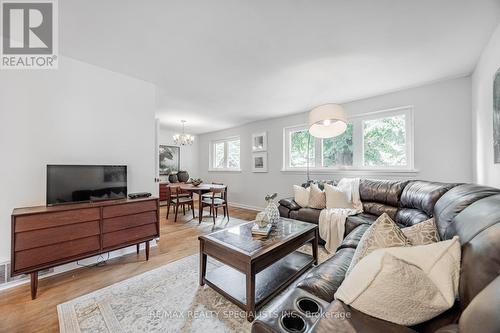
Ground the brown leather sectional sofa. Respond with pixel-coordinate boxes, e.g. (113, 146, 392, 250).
(252, 179, 500, 333)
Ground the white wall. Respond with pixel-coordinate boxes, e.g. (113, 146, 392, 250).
(198, 77, 473, 210)
(472, 23, 500, 187)
(0, 56, 157, 262)
(158, 126, 199, 181)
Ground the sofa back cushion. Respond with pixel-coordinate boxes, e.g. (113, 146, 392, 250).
(396, 181, 456, 226)
(359, 179, 408, 206)
(399, 181, 456, 216)
(359, 179, 408, 219)
(433, 185, 500, 312)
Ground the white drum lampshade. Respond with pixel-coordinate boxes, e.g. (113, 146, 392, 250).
(308, 104, 347, 138)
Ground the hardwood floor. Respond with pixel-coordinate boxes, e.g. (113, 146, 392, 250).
(0, 203, 258, 333)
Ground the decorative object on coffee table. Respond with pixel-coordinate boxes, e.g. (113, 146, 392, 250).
(199, 218, 319, 321)
(255, 211, 269, 227)
(264, 193, 279, 226)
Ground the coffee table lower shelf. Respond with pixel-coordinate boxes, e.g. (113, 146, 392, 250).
(204, 251, 313, 315)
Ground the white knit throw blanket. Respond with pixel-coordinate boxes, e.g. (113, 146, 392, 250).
(319, 178, 363, 253)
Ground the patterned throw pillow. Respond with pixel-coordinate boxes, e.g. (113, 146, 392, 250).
(402, 218, 440, 245)
(308, 183, 326, 209)
(346, 213, 411, 276)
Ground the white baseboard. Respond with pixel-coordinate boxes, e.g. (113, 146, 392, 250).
(228, 201, 264, 212)
(0, 240, 158, 292)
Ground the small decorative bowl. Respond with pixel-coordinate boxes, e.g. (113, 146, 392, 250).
(191, 179, 203, 186)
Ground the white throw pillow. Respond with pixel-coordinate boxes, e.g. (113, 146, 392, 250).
(308, 184, 326, 209)
(335, 236, 461, 326)
(324, 183, 352, 209)
(293, 185, 310, 208)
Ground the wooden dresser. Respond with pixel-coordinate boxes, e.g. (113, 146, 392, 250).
(11, 197, 160, 299)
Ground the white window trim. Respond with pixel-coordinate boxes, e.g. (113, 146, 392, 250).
(282, 106, 417, 174)
(208, 136, 241, 172)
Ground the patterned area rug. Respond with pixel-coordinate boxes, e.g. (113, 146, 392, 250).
(58, 245, 332, 333)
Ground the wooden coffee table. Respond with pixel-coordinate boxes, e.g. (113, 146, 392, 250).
(198, 218, 318, 321)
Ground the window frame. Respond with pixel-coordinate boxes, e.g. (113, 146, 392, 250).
(209, 136, 241, 172)
(282, 106, 415, 174)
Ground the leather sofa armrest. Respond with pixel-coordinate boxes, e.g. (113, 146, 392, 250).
(279, 198, 301, 210)
(312, 301, 417, 333)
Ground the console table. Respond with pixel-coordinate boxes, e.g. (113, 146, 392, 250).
(11, 197, 160, 299)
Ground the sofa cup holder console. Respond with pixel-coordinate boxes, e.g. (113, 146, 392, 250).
(296, 297, 321, 317)
(280, 312, 307, 333)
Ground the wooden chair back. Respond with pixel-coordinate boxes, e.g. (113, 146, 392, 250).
(209, 186, 227, 202)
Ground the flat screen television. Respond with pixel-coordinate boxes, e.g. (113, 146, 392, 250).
(46, 165, 127, 206)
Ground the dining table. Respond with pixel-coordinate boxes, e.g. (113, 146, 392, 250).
(169, 183, 226, 223)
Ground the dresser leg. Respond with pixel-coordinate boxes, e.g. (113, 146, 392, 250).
(136, 243, 140, 254)
(145, 241, 150, 261)
(30, 272, 38, 300)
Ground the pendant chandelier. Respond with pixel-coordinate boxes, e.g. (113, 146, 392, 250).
(173, 120, 194, 145)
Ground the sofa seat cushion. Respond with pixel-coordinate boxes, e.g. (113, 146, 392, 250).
(313, 300, 417, 333)
(339, 224, 370, 250)
(345, 213, 378, 236)
(289, 207, 322, 224)
(296, 247, 354, 302)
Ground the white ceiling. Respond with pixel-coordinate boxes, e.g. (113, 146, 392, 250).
(60, 0, 500, 134)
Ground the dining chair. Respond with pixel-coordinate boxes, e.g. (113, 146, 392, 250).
(167, 185, 195, 222)
(201, 186, 229, 224)
(201, 182, 224, 200)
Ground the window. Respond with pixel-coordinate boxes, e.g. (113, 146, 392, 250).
(289, 129, 315, 168)
(284, 106, 413, 172)
(363, 114, 406, 167)
(210, 137, 241, 171)
(322, 123, 354, 167)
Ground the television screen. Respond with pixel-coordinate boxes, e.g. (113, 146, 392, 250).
(47, 165, 127, 205)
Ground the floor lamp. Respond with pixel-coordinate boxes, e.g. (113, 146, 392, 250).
(306, 104, 348, 183)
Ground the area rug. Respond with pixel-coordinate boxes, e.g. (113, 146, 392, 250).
(57, 245, 332, 333)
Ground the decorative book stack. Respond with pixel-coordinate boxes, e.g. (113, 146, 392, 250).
(251, 223, 272, 236)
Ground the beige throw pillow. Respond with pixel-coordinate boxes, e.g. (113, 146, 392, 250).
(346, 213, 411, 276)
(308, 184, 326, 209)
(293, 185, 310, 208)
(335, 236, 461, 326)
(324, 183, 352, 209)
(402, 218, 440, 245)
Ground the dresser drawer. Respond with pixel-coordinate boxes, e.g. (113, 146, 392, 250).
(102, 200, 157, 219)
(14, 236, 100, 273)
(102, 224, 158, 249)
(103, 211, 157, 233)
(15, 208, 100, 232)
(15, 220, 100, 251)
